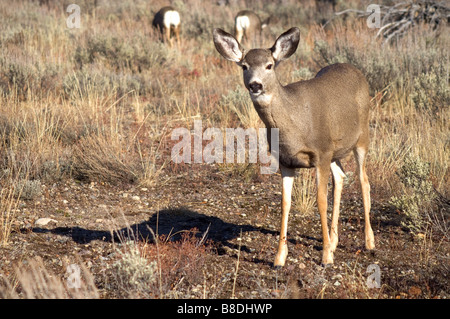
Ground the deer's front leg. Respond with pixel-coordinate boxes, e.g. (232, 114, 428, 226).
(317, 163, 333, 265)
(274, 166, 295, 268)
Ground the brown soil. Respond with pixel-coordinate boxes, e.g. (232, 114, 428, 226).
(1, 157, 448, 299)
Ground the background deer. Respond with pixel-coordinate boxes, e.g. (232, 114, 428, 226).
(152, 6, 180, 47)
(234, 10, 269, 47)
(213, 27, 375, 267)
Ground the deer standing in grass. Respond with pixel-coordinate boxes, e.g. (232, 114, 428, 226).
(152, 6, 180, 47)
(234, 10, 268, 47)
(213, 27, 375, 267)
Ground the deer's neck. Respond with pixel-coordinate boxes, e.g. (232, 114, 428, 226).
(251, 85, 291, 129)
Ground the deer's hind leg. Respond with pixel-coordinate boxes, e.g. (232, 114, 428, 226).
(354, 147, 375, 250)
(330, 160, 345, 253)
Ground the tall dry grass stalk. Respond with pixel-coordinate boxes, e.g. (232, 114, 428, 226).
(0, 186, 21, 247)
(293, 170, 316, 216)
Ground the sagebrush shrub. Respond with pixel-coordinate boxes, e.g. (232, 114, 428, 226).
(0, 58, 60, 99)
(410, 67, 450, 116)
(14, 179, 42, 200)
(110, 241, 157, 295)
(390, 154, 436, 233)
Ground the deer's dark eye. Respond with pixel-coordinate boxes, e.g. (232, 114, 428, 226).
(266, 63, 273, 70)
(242, 65, 248, 71)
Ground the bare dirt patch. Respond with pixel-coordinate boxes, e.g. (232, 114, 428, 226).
(1, 160, 448, 299)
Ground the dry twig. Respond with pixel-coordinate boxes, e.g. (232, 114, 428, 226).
(334, 1, 449, 42)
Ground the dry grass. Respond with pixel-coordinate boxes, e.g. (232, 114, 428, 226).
(106, 224, 213, 298)
(293, 169, 316, 217)
(0, 186, 21, 247)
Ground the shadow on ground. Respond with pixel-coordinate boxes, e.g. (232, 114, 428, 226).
(31, 207, 277, 253)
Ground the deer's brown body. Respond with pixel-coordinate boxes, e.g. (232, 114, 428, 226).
(213, 27, 375, 266)
(257, 62, 370, 170)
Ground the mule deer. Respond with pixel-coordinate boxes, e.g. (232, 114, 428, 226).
(213, 27, 375, 267)
(152, 6, 180, 47)
(234, 10, 269, 47)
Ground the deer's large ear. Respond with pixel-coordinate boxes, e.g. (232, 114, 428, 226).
(213, 28, 245, 63)
(270, 27, 300, 64)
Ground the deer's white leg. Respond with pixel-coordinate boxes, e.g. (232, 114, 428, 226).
(317, 163, 333, 265)
(354, 147, 375, 250)
(274, 166, 295, 268)
(330, 160, 345, 252)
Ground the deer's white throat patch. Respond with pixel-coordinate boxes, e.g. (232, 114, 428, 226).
(250, 91, 273, 106)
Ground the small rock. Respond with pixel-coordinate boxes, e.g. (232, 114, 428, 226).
(35, 218, 57, 226)
(332, 274, 343, 280)
(131, 195, 140, 201)
(192, 284, 202, 293)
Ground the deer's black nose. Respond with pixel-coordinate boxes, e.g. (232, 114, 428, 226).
(249, 81, 263, 93)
